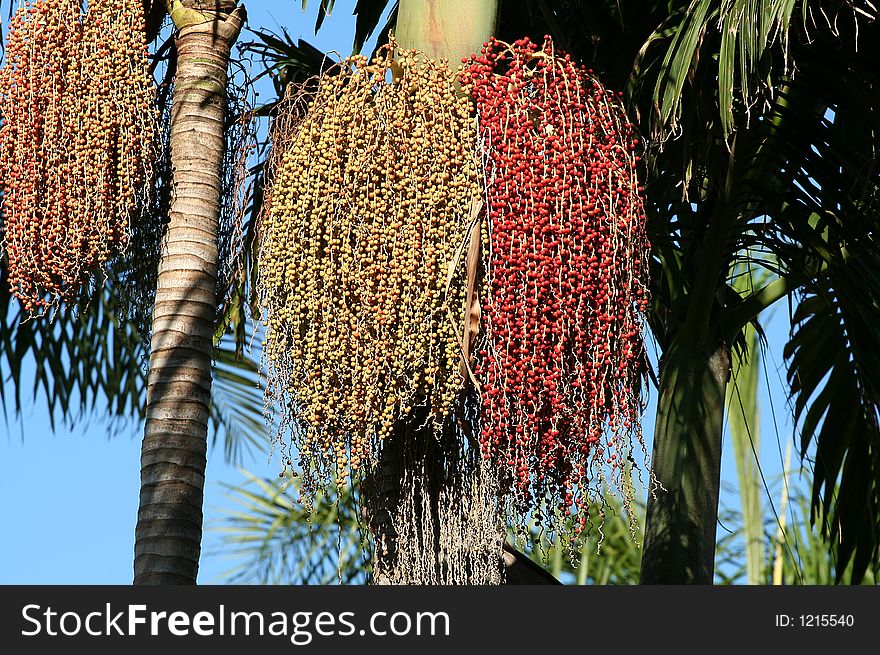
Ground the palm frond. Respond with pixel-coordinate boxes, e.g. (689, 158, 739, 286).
(771, 491, 878, 584)
(640, 1, 875, 140)
(353, 0, 396, 53)
(1, 259, 268, 469)
(241, 29, 337, 111)
(211, 337, 268, 465)
(310, 0, 337, 34)
(0, 270, 147, 430)
(785, 249, 880, 583)
(210, 470, 368, 584)
(526, 492, 646, 585)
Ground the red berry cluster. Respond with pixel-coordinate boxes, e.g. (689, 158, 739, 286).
(0, 0, 156, 314)
(461, 37, 650, 528)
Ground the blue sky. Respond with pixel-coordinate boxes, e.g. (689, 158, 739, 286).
(0, 1, 801, 584)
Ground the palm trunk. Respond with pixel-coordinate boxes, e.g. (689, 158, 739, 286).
(639, 135, 741, 585)
(395, 0, 498, 62)
(640, 338, 730, 584)
(134, 0, 245, 585)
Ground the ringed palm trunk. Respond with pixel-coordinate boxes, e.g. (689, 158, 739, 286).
(134, 0, 245, 585)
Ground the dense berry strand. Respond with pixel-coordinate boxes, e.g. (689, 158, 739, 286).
(461, 36, 650, 531)
(259, 40, 479, 490)
(0, 0, 157, 313)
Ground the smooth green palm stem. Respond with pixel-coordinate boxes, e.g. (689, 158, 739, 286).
(642, 142, 741, 584)
(728, 326, 764, 584)
(395, 0, 498, 62)
(641, 338, 730, 584)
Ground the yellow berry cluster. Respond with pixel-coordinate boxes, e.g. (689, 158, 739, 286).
(259, 41, 481, 486)
(0, 0, 157, 313)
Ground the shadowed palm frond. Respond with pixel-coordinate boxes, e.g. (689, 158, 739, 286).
(0, 269, 147, 431)
(241, 29, 337, 112)
(639, 1, 877, 141)
(298, 0, 396, 53)
(785, 248, 880, 582)
(309, 0, 336, 34)
(771, 490, 878, 585)
(353, 0, 396, 53)
(211, 470, 368, 584)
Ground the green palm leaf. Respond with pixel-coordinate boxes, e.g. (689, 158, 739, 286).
(211, 470, 368, 584)
(526, 492, 646, 585)
(785, 252, 880, 582)
(0, 270, 147, 429)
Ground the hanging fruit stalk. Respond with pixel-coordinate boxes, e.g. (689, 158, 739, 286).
(259, 41, 478, 488)
(258, 2, 649, 581)
(0, 0, 157, 314)
(258, 0, 507, 584)
(462, 36, 650, 535)
(375, 0, 507, 587)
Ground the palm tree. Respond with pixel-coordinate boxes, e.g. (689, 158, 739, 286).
(281, 0, 880, 584)
(630, 1, 880, 584)
(134, 0, 247, 585)
(3, 0, 878, 587)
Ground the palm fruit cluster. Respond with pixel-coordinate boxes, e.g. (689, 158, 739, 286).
(258, 40, 480, 488)
(0, 0, 156, 313)
(461, 37, 650, 530)
(259, 32, 650, 544)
